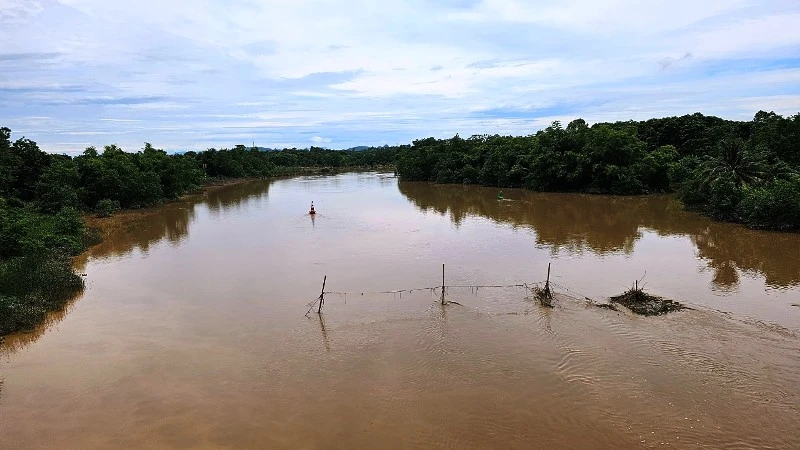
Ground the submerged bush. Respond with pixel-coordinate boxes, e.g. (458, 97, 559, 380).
(0, 252, 84, 336)
(0, 204, 88, 337)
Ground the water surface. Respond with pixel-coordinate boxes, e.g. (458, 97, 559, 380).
(1, 173, 798, 449)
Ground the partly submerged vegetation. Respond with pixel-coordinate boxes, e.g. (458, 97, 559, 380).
(609, 284, 685, 316)
(395, 111, 800, 231)
(0, 205, 93, 336)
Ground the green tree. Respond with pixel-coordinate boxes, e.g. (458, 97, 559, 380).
(35, 156, 81, 213)
(737, 176, 800, 230)
(698, 139, 770, 188)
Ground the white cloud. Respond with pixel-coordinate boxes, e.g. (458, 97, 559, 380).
(0, 0, 43, 22)
(0, 0, 799, 152)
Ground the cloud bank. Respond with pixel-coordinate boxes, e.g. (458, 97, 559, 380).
(1, 0, 799, 152)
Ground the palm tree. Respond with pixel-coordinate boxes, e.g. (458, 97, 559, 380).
(698, 139, 770, 188)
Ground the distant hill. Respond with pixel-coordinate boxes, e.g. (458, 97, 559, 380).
(170, 144, 393, 153)
(346, 145, 392, 151)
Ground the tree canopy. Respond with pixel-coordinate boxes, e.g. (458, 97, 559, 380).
(395, 111, 800, 231)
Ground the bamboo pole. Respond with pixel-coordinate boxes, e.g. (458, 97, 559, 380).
(318, 275, 327, 314)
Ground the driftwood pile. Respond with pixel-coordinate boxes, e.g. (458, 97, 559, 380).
(609, 280, 684, 316)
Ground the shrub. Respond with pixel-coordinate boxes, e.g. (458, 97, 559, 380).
(737, 177, 800, 231)
(0, 252, 84, 336)
(95, 198, 121, 218)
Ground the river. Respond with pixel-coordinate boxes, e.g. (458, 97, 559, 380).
(1, 172, 798, 449)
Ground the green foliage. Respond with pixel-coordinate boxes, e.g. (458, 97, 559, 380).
(0, 200, 87, 336)
(0, 204, 87, 259)
(394, 112, 800, 231)
(0, 252, 84, 336)
(641, 145, 680, 192)
(398, 121, 671, 195)
(704, 176, 743, 222)
(697, 139, 771, 188)
(95, 199, 121, 218)
(737, 177, 800, 231)
(35, 155, 81, 213)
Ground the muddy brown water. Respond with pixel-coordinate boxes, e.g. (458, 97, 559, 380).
(1, 172, 799, 449)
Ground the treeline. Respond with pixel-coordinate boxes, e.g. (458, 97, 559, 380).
(396, 111, 800, 231)
(0, 129, 397, 337)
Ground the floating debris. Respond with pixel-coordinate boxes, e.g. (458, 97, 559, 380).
(595, 303, 618, 311)
(530, 285, 554, 308)
(610, 286, 684, 316)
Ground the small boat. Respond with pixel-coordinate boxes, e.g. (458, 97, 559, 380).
(497, 191, 504, 200)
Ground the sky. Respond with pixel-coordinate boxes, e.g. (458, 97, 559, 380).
(2, 0, 800, 153)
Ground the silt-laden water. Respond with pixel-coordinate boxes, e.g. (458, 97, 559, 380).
(1, 173, 798, 449)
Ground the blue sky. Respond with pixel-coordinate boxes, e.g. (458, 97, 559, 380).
(2, 0, 800, 153)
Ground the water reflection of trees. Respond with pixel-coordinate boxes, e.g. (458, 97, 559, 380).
(398, 181, 800, 289)
(2, 181, 276, 356)
(205, 180, 274, 218)
(0, 292, 82, 357)
(75, 180, 274, 266)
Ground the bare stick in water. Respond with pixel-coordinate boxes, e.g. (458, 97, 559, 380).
(441, 264, 446, 305)
(318, 275, 327, 314)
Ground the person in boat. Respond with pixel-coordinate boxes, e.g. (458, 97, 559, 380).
(310, 201, 316, 214)
(497, 190, 503, 200)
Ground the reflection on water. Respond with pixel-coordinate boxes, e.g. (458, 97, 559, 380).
(690, 225, 800, 291)
(8, 176, 799, 358)
(399, 182, 800, 290)
(205, 180, 274, 218)
(316, 314, 330, 351)
(7, 182, 277, 356)
(0, 292, 84, 357)
(75, 180, 275, 266)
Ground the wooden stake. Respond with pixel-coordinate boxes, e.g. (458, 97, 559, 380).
(539, 262, 553, 307)
(546, 263, 551, 286)
(545, 263, 552, 298)
(317, 275, 327, 314)
(441, 264, 446, 305)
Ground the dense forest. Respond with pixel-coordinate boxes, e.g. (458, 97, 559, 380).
(396, 111, 800, 231)
(0, 130, 396, 337)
